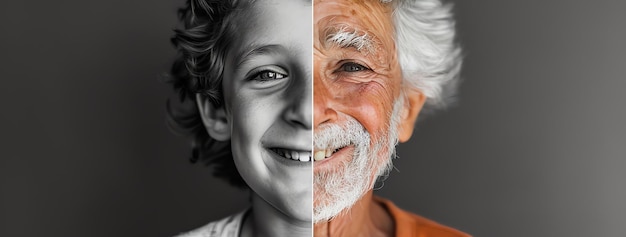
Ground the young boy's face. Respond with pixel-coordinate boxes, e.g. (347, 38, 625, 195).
(221, 0, 312, 221)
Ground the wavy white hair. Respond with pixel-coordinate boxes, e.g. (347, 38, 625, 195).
(387, 0, 463, 113)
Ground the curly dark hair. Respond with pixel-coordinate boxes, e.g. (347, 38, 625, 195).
(167, 0, 248, 188)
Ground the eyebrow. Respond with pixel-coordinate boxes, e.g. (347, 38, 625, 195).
(323, 26, 376, 53)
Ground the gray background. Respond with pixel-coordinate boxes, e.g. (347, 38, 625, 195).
(1, 0, 625, 236)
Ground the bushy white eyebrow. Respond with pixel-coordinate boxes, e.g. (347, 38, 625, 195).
(325, 26, 374, 53)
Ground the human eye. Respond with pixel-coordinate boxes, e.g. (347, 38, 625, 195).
(335, 61, 370, 73)
(246, 66, 289, 83)
(253, 70, 286, 81)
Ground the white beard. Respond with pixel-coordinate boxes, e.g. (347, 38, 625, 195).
(313, 98, 403, 223)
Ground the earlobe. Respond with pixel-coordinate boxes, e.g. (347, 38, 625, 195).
(196, 94, 231, 141)
(397, 89, 426, 143)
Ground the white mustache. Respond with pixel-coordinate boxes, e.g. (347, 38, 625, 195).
(314, 118, 369, 150)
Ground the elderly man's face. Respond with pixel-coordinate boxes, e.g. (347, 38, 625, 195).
(313, 0, 422, 222)
(314, 0, 402, 138)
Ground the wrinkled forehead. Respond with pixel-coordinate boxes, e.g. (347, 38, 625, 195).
(314, 0, 395, 46)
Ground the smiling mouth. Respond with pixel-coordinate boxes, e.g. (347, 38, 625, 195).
(270, 148, 312, 162)
(313, 145, 349, 162)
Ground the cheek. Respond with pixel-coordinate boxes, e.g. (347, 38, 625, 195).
(228, 96, 275, 183)
(343, 82, 398, 140)
(230, 95, 275, 144)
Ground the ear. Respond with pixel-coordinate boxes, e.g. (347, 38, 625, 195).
(397, 89, 426, 143)
(196, 94, 230, 141)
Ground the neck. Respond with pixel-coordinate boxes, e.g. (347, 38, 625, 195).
(241, 192, 312, 237)
(314, 191, 395, 237)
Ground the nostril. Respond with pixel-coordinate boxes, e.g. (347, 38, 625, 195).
(284, 105, 311, 129)
(313, 107, 338, 128)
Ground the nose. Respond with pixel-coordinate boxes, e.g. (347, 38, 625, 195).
(283, 73, 312, 130)
(313, 67, 338, 127)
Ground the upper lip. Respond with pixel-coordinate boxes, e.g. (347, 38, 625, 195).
(266, 144, 312, 162)
(263, 142, 311, 153)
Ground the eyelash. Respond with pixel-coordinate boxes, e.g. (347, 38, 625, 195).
(247, 69, 288, 82)
(337, 62, 370, 73)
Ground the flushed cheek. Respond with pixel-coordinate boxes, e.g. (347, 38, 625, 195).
(339, 83, 397, 141)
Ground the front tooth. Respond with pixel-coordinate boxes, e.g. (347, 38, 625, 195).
(325, 149, 332, 158)
(314, 151, 325, 161)
(299, 152, 310, 161)
(299, 156, 309, 162)
(291, 151, 300, 160)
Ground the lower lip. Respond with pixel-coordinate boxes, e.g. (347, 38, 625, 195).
(267, 149, 312, 168)
(314, 145, 354, 171)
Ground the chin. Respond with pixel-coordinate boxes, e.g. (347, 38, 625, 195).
(277, 195, 313, 222)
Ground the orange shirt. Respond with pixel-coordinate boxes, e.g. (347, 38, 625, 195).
(374, 196, 471, 237)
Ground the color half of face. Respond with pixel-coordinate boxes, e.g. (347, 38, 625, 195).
(313, 0, 405, 221)
(221, 0, 312, 222)
(314, 0, 403, 156)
